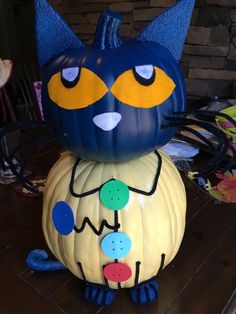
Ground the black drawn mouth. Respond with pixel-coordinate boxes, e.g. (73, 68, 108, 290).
(74, 217, 120, 236)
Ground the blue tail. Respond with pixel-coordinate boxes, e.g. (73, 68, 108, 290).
(26, 249, 66, 271)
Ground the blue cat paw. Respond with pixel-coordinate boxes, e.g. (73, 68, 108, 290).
(129, 278, 159, 305)
(84, 284, 115, 306)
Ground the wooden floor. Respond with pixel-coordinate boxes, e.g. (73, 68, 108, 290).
(0, 153, 235, 314)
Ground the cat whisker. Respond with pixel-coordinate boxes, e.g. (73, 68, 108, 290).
(179, 126, 236, 176)
(0, 120, 64, 193)
(164, 116, 232, 177)
(173, 110, 236, 131)
(18, 132, 65, 193)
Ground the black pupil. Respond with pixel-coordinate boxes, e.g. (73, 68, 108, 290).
(61, 68, 80, 88)
(133, 66, 155, 86)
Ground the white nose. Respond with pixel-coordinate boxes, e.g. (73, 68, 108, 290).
(93, 112, 122, 131)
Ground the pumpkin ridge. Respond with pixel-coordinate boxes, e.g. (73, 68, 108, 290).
(53, 165, 75, 265)
(162, 156, 182, 261)
(44, 153, 73, 193)
(64, 186, 78, 279)
(98, 161, 111, 284)
(135, 155, 156, 282)
(156, 163, 174, 267)
(162, 165, 177, 261)
(124, 160, 143, 287)
(162, 155, 182, 260)
(141, 153, 158, 191)
(74, 161, 97, 195)
(139, 153, 161, 279)
(160, 154, 186, 261)
(43, 156, 73, 259)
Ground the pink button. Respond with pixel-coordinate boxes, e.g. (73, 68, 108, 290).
(103, 263, 132, 283)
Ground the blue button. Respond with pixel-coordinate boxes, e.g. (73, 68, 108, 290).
(52, 201, 75, 236)
(101, 232, 132, 259)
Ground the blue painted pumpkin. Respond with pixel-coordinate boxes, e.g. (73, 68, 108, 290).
(36, 0, 195, 162)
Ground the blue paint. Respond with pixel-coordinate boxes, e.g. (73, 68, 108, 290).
(93, 10, 123, 49)
(197, 177, 207, 187)
(42, 41, 186, 162)
(35, 0, 84, 66)
(138, 0, 195, 61)
(85, 284, 116, 306)
(52, 201, 75, 236)
(101, 232, 131, 259)
(130, 278, 159, 304)
(26, 249, 66, 271)
(37, 1, 192, 162)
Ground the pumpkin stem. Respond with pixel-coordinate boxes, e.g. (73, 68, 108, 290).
(93, 10, 123, 49)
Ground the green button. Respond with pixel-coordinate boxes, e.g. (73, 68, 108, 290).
(100, 180, 129, 210)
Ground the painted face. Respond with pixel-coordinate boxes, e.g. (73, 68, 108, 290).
(43, 41, 185, 162)
(36, 0, 195, 162)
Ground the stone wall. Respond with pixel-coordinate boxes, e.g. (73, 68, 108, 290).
(49, 0, 236, 100)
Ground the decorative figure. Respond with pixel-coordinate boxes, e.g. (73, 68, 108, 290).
(1, 0, 235, 306)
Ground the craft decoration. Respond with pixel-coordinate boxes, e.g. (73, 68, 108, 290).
(1, 0, 235, 183)
(42, 150, 186, 304)
(38, 0, 194, 163)
(35, 0, 84, 66)
(0, 0, 236, 307)
(137, 0, 195, 61)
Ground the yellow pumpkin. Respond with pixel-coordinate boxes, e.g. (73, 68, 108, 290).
(42, 150, 186, 289)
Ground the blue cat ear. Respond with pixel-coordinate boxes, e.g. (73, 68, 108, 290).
(137, 0, 195, 61)
(35, 0, 84, 66)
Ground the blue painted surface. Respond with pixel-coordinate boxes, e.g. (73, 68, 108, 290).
(26, 249, 66, 271)
(37, 0, 192, 162)
(101, 232, 132, 259)
(85, 284, 116, 306)
(138, 0, 195, 61)
(52, 201, 75, 236)
(130, 278, 159, 304)
(42, 41, 186, 162)
(35, 0, 84, 66)
(93, 10, 122, 49)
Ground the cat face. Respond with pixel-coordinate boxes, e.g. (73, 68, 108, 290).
(36, 0, 195, 162)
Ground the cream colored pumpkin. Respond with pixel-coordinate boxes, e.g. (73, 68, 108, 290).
(42, 150, 186, 289)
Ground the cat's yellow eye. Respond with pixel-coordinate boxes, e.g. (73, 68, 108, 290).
(48, 67, 108, 110)
(110, 65, 176, 108)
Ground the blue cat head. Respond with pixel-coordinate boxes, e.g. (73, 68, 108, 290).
(35, 0, 195, 162)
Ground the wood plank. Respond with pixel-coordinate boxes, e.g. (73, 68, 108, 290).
(0, 234, 64, 314)
(0, 221, 75, 301)
(51, 278, 102, 314)
(167, 224, 236, 314)
(222, 289, 236, 314)
(20, 268, 74, 300)
(156, 200, 236, 313)
(0, 270, 63, 314)
(97, 289, 161, 314)
(182, 175, 212, 222)
(0, 185, 42, 252)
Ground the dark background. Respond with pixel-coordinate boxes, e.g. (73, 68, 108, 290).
(0, 0, 236, 100)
